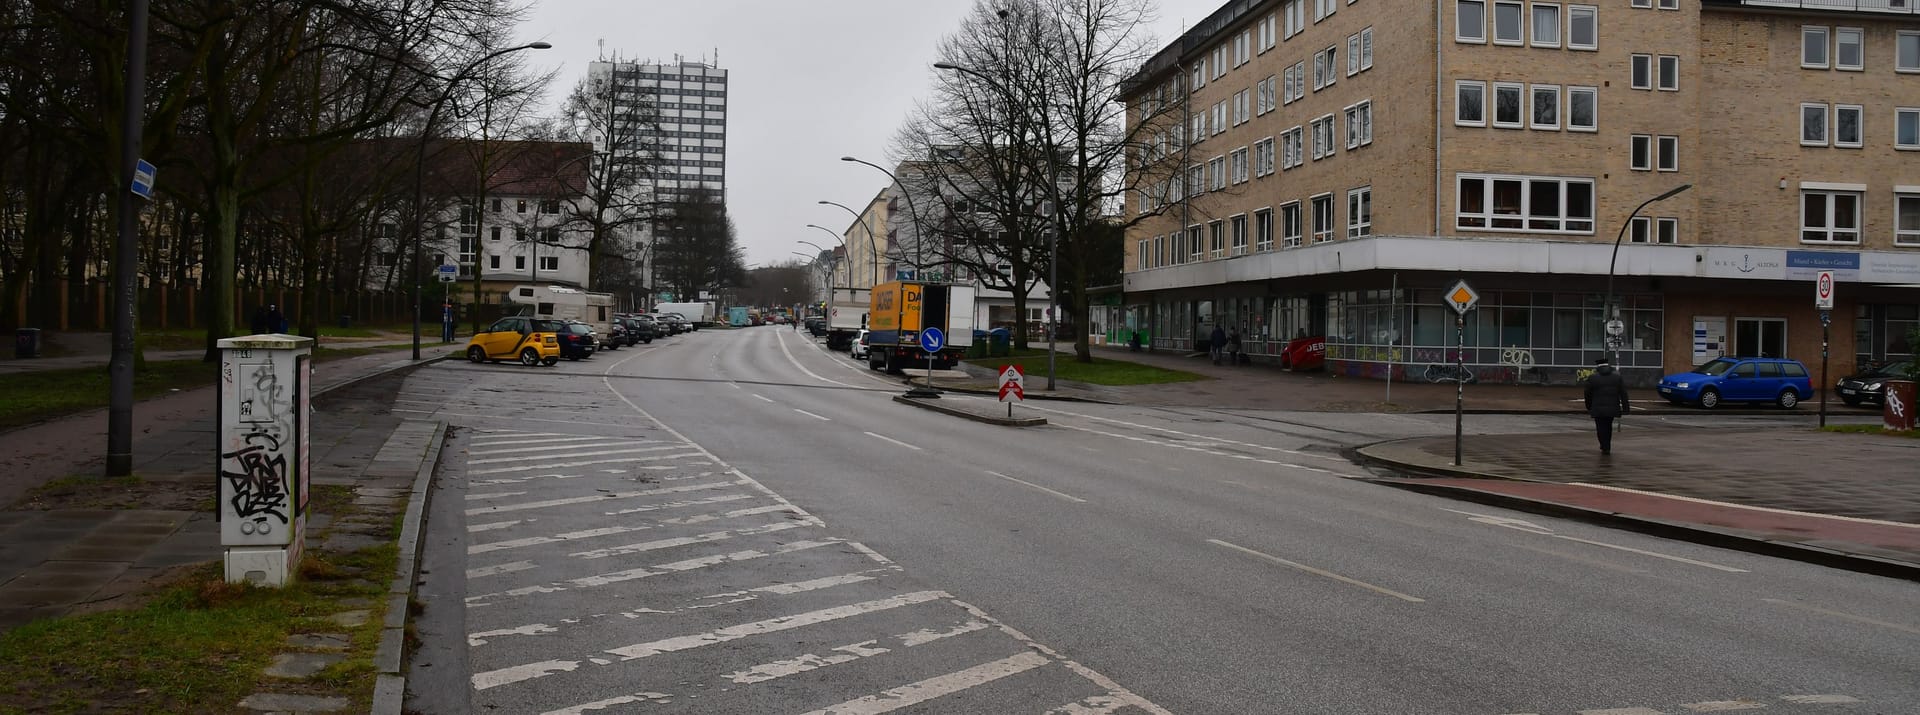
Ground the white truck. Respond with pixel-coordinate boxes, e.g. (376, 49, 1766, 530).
(655, 301, 716, 329)
(823, 287, 870, 351)
(507, 285, 619, 348)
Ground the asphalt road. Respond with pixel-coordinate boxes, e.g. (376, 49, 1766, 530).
(404, 326, 1920, 714)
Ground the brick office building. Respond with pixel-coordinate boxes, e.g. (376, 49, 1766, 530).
(1120, 0, 1919, 386)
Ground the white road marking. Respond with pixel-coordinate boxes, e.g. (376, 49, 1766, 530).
(752, 393, 776, 403)
(468, 519, 528, 533)
(756, 571, 888, 595)
(606, 591, 947, 660)
(470, 441, 659, 457)
(1682, 700, 1767, 712)
(478, 569, 896, 642)
(430, 411, 641, 428)
(1052, 422, 1339, 474)
(1022, 403, 1352, 463)
(794, 408, 832, 421)
(471, 658, 579, 691)
(538, 691, 674, 714)
(1574, 483, 1920, 529)
(798, 651, 1052, 715)
(603, 492, 754, 516)
(1446, 509, 1748, 573)
(774, 328, 861, 388)
(1046, 695, 1146, 715)
(467, 435, 617, 450)
(466, 560, 538, 579)
(1761, 598, 1920, 636)
(468, 505, 794, 554)
(726, 619, 988, 685)
(1579, 709, 1666, 715)
(570, 519, 822, 560)
(1208, 538, 1425, 603)
(985, 470, 1087, 503)
(863, 431, 922, 451)
(472, 473, 581, 486)
(468, 445, 683, 465)
(465, 491, 528, 501)
(1780, 694, 1860, 704)
(467, 452, 707, 475)
(941, 598, 1172, 715)
(465, 479, 746, 516)
(464, 539, 843, 605)
(468, 623, 558, 647)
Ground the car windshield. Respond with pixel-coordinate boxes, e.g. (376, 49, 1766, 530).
(532, 320, 566, 333)
(1697, 358, 1737, 375)
(1870, 361, 1912, 377)
(563, 323, 592, 335)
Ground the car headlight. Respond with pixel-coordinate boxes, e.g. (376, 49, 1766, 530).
(1674, 382, 1688, 389)
(1865, 381, 1885, 391)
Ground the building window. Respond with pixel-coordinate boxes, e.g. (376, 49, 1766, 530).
(490, 198, 502, 212)
(1348, 33, 1362, 76)
(1458, 1, 1486, 43)
(1901, 31, 1920, 72)
(540, 256, 558, 271)
(1531, 84, 1559, 130)
(1494, 82, 1524, 128)
(1213, 46, 1226, 79)
(516, 199, 528, 214)
(1236, 30, 1251, 66)
(540, 199, 560, 214)
(1532, 4, 1560, 48)
(514, 226, 527, 242)
(1285, 126, 1305, 168)
(1457, 81, 1487, 126)
(1137, 239, 1148, 270)
(1898, 108, 1920, 150)
(1189, 225, 1204, 261)
(1801, 102, 1829, 146)
(1657, 217, 1678, 244)
(1630, 134, 1653, 171)
(1188, 165, 1204, 197)
(1567, 86, 1597, 131)
(1802, 190, 1861, 243)
(1630, 54, 1652, 89)
(1231, 214, 1249, 255)
(1283, 65, 1297, 104)
(1311, 194, 1336, 244)
(1658, 0, 1677, 8)
(1209, 220, 1226, 258)
(1631, 0, 1650, 7)
(1897, 194, 1920, 246)
(1657, 55, 1679, 91)
(1835, 104, 1863, 148)
(1347, 187, 1372, 239)
(458, 200, 476, 234)
(1629, 216, 1650, 243)
(1261, 13, 1277, 51)
(1803, 26, 1830, 69)
(1281, 202, 1304, 247)
(1287, 0, 1303, 38)
(1568, 5, 1597, 50)
(1231, 147, 1250, 184)
(1312, 115, 1337, 160)
(1345, 101, 1373, 148)
(1255, 137, 1276, 176)
(1210, 155, 1227, 191)
(543, 227, 561, 243)
(1493, 1, 1523, 45)
(1258, 75, 1276, 114)
(1361, 28, 1374, 70)
(490, 226, 502, 241)
(514, 256, 526, 270)
(1835, 28, 1863, 71)
(1192, 62, 1206, 91)
(1153, 235, 1165, 266)
(1255, 208, 1275, 251)
(1657, 135, 1679, 171)
(1456, 173, 1596, 233)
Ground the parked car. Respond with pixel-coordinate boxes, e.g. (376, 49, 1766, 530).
(602, 321, 626, 351)
(555, 321, 598, 360)
(1835, 360, 1913, 407)
(1657, 356, 1812, 409)
(618, 315, 656, 344)
(655, 313, 690, 334)
(464, 316, 561, 366)
(850, 329, 871, 360)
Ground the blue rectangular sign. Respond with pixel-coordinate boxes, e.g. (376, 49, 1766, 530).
(1785, 251, 1859, 270)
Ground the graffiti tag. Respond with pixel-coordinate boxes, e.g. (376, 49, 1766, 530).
(221, 443, 289, 524)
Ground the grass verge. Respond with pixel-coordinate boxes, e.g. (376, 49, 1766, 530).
(963, 353, 1206, 386)
(0, 360, 218, 431)
(0, 543, 396, 714)
(1820, 424, 1920, 439)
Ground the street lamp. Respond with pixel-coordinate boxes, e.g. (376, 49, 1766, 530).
(409, 41, 553, 361)
(840, 156, 926, 278)
(818, 201, 880, 288)
(1604, 183, 1692, 367)
(804, 224, 851, 288)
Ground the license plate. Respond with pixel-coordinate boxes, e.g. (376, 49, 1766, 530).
(1658, 387, 1672, 394)
(1839, 388, 1855, 394)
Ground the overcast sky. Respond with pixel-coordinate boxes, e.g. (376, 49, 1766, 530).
(513, 0, 1220, 269)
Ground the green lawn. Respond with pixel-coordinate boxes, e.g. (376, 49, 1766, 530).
(964, 352, 1206, 386)
(0, 360, 218, 431)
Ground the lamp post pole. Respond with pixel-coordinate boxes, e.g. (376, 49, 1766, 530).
(840, 157, 925, 279)
(1604, 184, 1692, 369)
(819, 200, 880, 288)
(106, 0, 151, 477)
(804, 225, 851, 288)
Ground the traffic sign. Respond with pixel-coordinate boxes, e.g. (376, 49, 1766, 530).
(436, 264, 457, 283)
(1445, 280, 1480, 315)
(1605, 319, 1625, 337)
(919, 327, 945, 353)
(998, 364, 1026, 402)
(1815, 270, 1835, 309)
(130, 159, 156, 199)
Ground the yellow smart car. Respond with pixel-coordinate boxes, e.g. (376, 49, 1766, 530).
(465, 317, 562, 366)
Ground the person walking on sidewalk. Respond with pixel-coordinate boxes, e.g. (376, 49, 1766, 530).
(1209, 324, 1227, 365)
(1583, 358, 1630, 455)
(1227, 329, 1243, 365)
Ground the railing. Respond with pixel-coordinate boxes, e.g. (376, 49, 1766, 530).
(1721, 0, 1917, 13)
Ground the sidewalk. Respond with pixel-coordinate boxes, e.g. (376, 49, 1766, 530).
(1357, 429, 1920, 578)
(0, 329, 455, 376)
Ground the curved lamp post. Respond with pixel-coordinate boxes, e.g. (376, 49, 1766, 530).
(818, 201, 881, 288)
(804, 224, 852, 288)
(840, 156, 925, 278)
(1604, 183, 1692, 368)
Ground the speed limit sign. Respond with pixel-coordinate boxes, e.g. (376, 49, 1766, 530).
(1815, 270, 1835, 309)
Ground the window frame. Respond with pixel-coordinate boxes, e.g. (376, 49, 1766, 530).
(1493, 81, 1525, 129)
(1897, 107, 1920, 151)
(1656, 134, 1679, 172)
(1281, 201, 1304, 248)
(1209, 219, 1226, 259)
(1231, 146, 1250, 184)
(1567, 5, 1597, 51)
(1803, 26, 1830, 69)
(1630, 54, 1652, 90)
(1361, 27, 1374, 69)
(1834, 104, 1864, 148)
(1801, 189, 1862, 244)
(1455, 173, 1597, 234)
(1531, 83, 1560, 131)
(1311, 193, 1337, 244)
(1901, 31, 1920, 73)
(1531, 3, 1561, 48)
(1657, 0, 1677, 8)
(1656, 217, 1679, 244)
(1657, 55, 1680, 91)
(1896, 193, 1920, 246)
(1231, 213, 1250, 256)
(1629, 216, 1651, 243)
(1835, 27, 1863, 71)
(1348, 33, 1361, 76)
(1255, 208, 1276, 252)
(1492, 0, 1525, 46)
(1800, 102, 1829, 146)
(1347, 186, 1373, 239)
(1567, 85, 1597, 131)
(1456, 80, 1488, 126)
(1457, 0, 1487, 44)
(1630, 134, 1653, 171)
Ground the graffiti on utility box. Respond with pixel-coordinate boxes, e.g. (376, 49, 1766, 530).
(218, 340, 310, 547)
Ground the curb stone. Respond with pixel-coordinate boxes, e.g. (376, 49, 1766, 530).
(891, 394, 1048, 426)
(374, 420, 449, 715)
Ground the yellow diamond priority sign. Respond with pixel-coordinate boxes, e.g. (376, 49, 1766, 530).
(1446, 280, 1480, 315)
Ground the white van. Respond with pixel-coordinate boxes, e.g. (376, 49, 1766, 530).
(507, 285, 619, 348)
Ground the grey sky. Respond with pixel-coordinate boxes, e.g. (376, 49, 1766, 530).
(514, 0, 1220, 269)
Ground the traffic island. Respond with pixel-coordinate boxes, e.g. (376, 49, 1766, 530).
(892, 394, 1047, 427)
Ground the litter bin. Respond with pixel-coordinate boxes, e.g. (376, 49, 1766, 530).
(15, 328, 41, 358)
(989, 328, 1010, 357)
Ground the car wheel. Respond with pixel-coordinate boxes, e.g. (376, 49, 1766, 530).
(466, 346, 487, 363)
(1698, 388, 1721, 409)
(644, 338, 653, 344)
(1841, 396, 1862, 407)
(567, 356, 580, 361)
(543, 357, 560, 366)
(520, 348, 541, 366)
(1777, 389, 1799, 409)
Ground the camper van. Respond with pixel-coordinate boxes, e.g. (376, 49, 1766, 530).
(506, 285, 620, 350)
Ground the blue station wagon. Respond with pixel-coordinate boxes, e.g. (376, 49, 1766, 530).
(1657, 356, 1812, 409)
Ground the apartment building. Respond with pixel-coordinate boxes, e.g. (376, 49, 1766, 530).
(870, 158, 1057, 334)
(838, 190, 893, 291)
(1121, 0, 1919, 386)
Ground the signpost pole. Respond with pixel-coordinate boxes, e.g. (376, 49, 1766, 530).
(1816, 270, 1835, 429)
(1454, 314, 1465, 467)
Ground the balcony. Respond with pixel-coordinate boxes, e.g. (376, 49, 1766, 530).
(1710, 0, 1916, 13)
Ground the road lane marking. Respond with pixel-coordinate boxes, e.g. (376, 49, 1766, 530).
(472, 473, 581, 486)
(570, 519, 822, 560)
(465, 491, 527, 501)
(468, 445, 683, 465)
(539, 692, 674, 714)
(469, 441, 660, 457)
(472, 659, 579, 691)
(794, 408, 832, 421)
(468, 623, 557, 647)
(727, 619, 993, 685)
(603, 492, 754, 516)
(469, 504, 795, 554)
(464, 539, 845, 606)
(468, 519, 529, 533)
(986, 470, 1087, 503)
(1446, 509, 1749, 573)
(775, 328, 860, 388)
(1579, 709, 1665, 715)
(752, 393, 776, 403)
(1022, 403, 1352, 464)
(465, 479, 745, 516)
(606, 591, 948, 659)
(1573, 483, 1920, 529)
(1208, 538, 1425, 603)
(466, 560, 538, 579)
(467, 452, 708, 475)
(864, 431, 922, 451)
(797, 651, 1051, 715)
(1682, 700, 1767, 712)
(1051, 422, 1342, 474)
(1761, 598, 1920, 636)
(1780, 695, 1859, 704)
(474, 569, 899, 646)
(467, 435, 610, 449)
(429, 411, 639, 428)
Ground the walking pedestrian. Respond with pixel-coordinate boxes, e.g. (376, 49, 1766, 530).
(1227, 329, 1243, 366)
(1583, 358, 1630, 455)
(1209, 324, 1227, 365)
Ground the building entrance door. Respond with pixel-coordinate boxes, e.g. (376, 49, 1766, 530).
(1734, 317, 1786, 359)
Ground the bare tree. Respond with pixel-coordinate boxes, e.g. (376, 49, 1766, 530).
(551, 67, 663, 293)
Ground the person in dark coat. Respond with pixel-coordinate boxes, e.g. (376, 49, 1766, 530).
(266, 304, 287, 334)
(250, 305, 271, 335)
(1583, 358, 1630, 455)
(1209, 325, 1227, 365)
(1227, 329, 1243, 365)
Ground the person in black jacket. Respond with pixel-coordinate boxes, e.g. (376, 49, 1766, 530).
(1583, 358, 1630, 455)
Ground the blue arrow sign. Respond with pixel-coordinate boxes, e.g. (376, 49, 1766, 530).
(130, 159, 156, 199)
(919, 326, 945, 353)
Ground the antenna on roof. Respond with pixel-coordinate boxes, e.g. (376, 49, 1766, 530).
(597, 38, 605, 61)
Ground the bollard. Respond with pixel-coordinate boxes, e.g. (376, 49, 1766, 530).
(217, 334, 313, 586)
